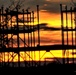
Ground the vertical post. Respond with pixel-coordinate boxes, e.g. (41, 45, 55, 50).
(10, 12, 14, 67)
(32, 11, 35, 47)
(60, 4, 65, 64)
(2, 6, 5, 67)
(26, 9, 30, 66)
(0, 9, 2, 67)
(37, 5, 40, 66)
(32, 11, 36, 66)
(65, 5, 69, 64)
(74, 7, 76, 64)
(16, 8, 20, 67)
(5, 8, 9, 67)
(22, 9, 26, 67)
(30, 13, 32, 47)
(37, 5, 40, 45)
(30, 12, 33, 66)
(26, 9, 30, 47)
(71, 7, 74, 64)
(1, 6, 3, 67)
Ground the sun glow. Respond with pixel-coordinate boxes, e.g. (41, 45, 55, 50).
(39, 11, 61, 27)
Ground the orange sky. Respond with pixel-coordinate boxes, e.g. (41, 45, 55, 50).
(39, 11, 61, 27)
(3, 12, 75, 63)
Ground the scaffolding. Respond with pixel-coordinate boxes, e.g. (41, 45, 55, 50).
(0, 3, 76, 67)
(0, 4, 58, 67)
(0, 4, 42, 67)
(60, 4, 76, 64)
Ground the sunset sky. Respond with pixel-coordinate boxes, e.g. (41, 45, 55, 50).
(0, 0, 74, 26)
(0, 0, 76, 63)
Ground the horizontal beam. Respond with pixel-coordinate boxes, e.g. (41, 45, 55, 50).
(62, 29, 76, 31)
(0, 11, 31, 16)
(61, 10, 76, 13)
(0, 44, 76, 52)
(0, 29, 35, 34)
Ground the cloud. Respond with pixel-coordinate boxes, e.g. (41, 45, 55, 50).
(15, 23, 61, 32)
(41, 26, 61, 31)
(24, 0, 71, 13)
(0, 0, 72, 13)
(34, 23, 61, 31)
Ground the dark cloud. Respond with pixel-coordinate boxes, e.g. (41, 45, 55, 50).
(0, 0, 72, 13)
(41, 26, 61, 31)
(24, 0, 72, 13)
(34, 23, 61, 31)
(24, 0, 60, 13)
(14, 23, 61, 32)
